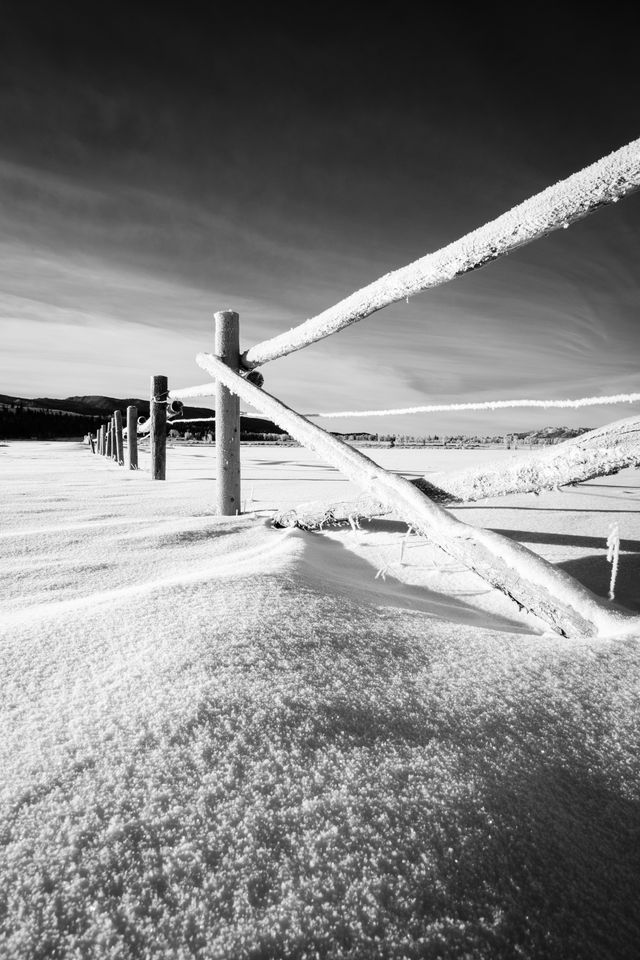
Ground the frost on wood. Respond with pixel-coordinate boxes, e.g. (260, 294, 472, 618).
(274, 415, 640, 528)
(243, 137, 640, 367)
(196, 352, 640, 639)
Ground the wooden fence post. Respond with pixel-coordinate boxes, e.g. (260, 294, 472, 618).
(126, 405, 138, 470)
(111, 417, 118, 461)
(106, 423, 112, 458)
(90, 435, 96, 454)
(151, 375, 167, 480)
(114, 410, 124, 465)
(214, 310, 241, 515)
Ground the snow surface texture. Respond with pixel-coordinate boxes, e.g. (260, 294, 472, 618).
(242, 137, 640, 367)
(196, 353, 640, 639)
(275, 414, 640, 527)
(2, 442, 640, 960)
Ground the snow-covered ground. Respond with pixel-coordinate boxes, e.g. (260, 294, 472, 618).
(1, 441, 639, 959)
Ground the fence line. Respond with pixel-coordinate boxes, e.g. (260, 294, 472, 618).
(90, 406, 139, 470)
(85, 137, 640, 637)
(241, 137, 640, 368)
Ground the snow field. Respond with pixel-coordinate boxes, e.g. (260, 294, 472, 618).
(1, 441, 640, 959)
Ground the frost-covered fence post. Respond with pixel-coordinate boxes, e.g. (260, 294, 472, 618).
(114, 410, 124, 465)
(106, 422, 112, 459)
(111, 417, 118, 461)
(151, 375, 167, 480)
(90, 434, 96, 454)
(214, 310, 241, 514)
(126, 405, 138, 470)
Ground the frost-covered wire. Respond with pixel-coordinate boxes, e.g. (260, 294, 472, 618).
(165, 414, 272, 425)
(242, 137, 640, 368)
(306, 393, 640, 419)
(606, 523, 621, 601)
(168, 417, 215, 425)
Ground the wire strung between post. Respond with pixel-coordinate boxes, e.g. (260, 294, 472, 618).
(304, 392, 640, 419)
(168, 417, 215, 425)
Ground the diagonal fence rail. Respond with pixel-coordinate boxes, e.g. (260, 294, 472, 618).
(195, 352, 638, 640)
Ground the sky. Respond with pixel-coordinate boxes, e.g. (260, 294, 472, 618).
(1, 6, 639, 435)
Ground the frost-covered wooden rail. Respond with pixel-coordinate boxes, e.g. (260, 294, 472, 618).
(272, 414, 640, 529)
(90, 137, 640, 637)
(240, 137, 640, 368)
(194, 352, 638, 639)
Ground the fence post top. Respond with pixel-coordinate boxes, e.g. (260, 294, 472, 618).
(214, 309, 239, 322)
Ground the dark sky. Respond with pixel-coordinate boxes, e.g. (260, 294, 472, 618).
(2, 5, 639, 433)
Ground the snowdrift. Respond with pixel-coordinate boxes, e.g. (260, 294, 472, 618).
(2, 442, 640, 959)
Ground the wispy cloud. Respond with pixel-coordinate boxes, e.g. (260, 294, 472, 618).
(1, 19, 639, 436)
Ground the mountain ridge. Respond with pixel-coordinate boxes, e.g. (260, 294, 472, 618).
(0, 394, 285, 438)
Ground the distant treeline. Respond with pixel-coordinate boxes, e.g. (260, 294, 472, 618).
(0, 394, 287, 440)
(0, 406, 103, 439)
(169, 429, 293, 443)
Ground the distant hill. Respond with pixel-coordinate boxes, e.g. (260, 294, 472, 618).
(526, 426, 591, 442)
(503, 426, 591, 444)
(35, 396, 149, 416)
(0, 394, 285, 439)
